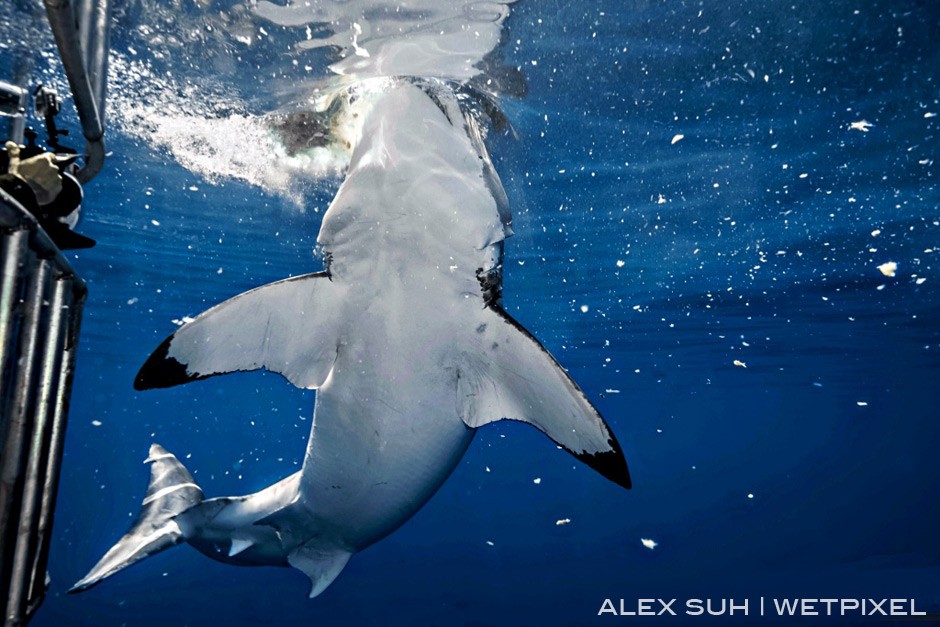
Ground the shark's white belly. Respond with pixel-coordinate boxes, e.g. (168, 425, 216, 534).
(289, 79, 505, 550)
(298, 277, 480, 550)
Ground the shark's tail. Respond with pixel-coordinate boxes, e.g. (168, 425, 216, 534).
(69, 444, 204, 593)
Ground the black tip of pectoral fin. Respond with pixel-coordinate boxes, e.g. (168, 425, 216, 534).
(574, 436, 632, 490)
(134, 335, 200, 391)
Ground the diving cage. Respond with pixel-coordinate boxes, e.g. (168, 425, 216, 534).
(0, 0, 111, 624)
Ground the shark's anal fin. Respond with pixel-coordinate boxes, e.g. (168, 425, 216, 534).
(228, 536, 256, 557)
(135, 272, 341, 390)
(458, 306, 631, 489)
(288, 545, 352, 599)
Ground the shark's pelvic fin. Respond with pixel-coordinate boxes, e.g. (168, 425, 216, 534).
(70, 444, 204, 593)
(135, 272, 340, 391)
(228, 535, 256, 557)
(287, 545, 353, 599)
(458, 306, 631, 489)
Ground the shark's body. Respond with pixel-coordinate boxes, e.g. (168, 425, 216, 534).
(73, 79, 630, 598)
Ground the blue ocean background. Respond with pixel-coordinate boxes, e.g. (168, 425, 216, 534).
(3, 0, 938, 624)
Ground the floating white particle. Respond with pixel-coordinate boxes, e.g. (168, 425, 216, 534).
(616, 259, 625, 268)
(849, 120, 873, 132)
(188, 185, 199, 191)
(877, 261, 897, 277)
(747, 493, 754, 499)
(871, 229, 881, 237)
(671, 134, 684, 145)
(799, 173, 808, 179)
(925, 112, 936, 118)
(857, 401, 868, 407)
(916, 277, 926, 285)
(733, 360, 747, 368)
(91, 420, 102, 427)
(151, 219, 160, 226)
(641, 538, 657, 550)
(126, 297, 138, 305)
(533, 478, 541, 485)
(605, 389, 621, 394)
(350, 23, 370, 57)
(556, 518, 571, 526)
(485, 540, 494, 546)
(580, 305, 589, 313)
(485, 466, 490, 473)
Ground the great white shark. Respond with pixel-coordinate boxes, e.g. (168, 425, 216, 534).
(71, 77, 631, 598)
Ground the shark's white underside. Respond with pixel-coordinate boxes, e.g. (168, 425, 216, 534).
(72, 79, 629, 599)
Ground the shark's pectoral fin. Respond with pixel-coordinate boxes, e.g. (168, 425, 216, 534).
(136, 272, 342, 390)
(288, 545, 352, 599)
(458, 306, 631, 489)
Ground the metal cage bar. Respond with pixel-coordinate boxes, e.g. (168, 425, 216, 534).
(0, 190, 86, 626)
(42, 0, 110, 183)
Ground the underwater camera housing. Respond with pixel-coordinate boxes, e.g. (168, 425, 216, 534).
(0, 83, 95, 251)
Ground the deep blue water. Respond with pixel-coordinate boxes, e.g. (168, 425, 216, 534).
(4, 0, 939, 624)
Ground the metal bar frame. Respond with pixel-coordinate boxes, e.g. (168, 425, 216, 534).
(0, 0, 106, 618)
(0, 188, 86, 627)
(42, 0, 110, 183)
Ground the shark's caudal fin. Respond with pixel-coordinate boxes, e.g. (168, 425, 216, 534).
(135, 272, 340, 391)
(458, 305, 632, 490)
(70, 445, 204, 593)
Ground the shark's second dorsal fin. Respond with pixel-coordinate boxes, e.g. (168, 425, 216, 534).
(135, 272, 341, 391)
(457, 306, 631, 490)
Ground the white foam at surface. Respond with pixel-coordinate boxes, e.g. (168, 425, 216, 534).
(107, 55, 394, 202)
